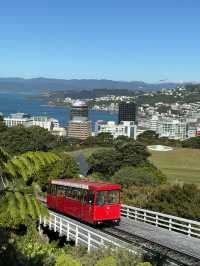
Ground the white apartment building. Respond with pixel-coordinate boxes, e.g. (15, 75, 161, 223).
(95, 120, 137, 139)
(4, 113, 32, 127)
(3, 113, 66, 136)
(150, 115, 159, 132)
(26, 116, 59, 131)
(158, 118, 187, 140)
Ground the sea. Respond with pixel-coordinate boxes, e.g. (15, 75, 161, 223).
(0, 91, 117, 129)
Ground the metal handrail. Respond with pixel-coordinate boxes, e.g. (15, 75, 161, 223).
(121, 204, 200, 238)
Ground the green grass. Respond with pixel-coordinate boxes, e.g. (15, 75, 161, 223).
(150, 148, 200, 186)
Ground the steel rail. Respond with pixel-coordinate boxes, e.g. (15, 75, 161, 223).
(100, 226, 200, 266)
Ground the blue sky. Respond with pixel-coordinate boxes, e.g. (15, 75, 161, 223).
(0, 0, 200, 82)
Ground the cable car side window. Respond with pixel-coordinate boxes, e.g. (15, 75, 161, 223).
(96, 191, 106, 206)
(87, 191, 94, 205)
(81, 189, 87, 203)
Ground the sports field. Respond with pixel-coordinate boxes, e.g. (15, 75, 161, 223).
(150, 148, 200, 186)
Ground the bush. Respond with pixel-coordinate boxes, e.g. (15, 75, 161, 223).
(112, 166, 166, 188)
(55, 254, 81, 266)
(95, 256, 117, 266)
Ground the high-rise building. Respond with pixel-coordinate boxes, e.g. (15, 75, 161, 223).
(67, 100, 92, 140)
(118, 101, 137, 124)
(71, 100, 88, 120)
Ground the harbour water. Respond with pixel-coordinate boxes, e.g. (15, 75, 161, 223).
(0, 92, 117, 128)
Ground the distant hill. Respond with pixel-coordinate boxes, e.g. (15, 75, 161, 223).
(0, 77, 182, 94)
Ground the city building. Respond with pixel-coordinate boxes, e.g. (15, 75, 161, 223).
(4, 113, 31, 127)
(158, 118, 187, 140)
(150, 115, 159, 132)
(26, 116, 59, 131)
(187, 123, 197, 138)
(95, 120, 137, 139)
(3, 112, 66, 136)
(118, 101, 137, 124)
(67, 120, 92, 140)
(67, 100, 92, 140)
(71, 100, 88, 120)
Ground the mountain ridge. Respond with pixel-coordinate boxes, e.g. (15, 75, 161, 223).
(0, 77, 191, 94)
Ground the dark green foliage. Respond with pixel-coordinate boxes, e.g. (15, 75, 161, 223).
(88, 139, 151, 177)
(144, 184, 200, 220)
(112, 165, 167, 188)
(0, 125, 59, 155)
(83, 132, 114, 147)
(114, 141, 151, 168)
(0, 115, 7, 132)
(38, 152, 79, 191)
(137, 131, 159, 145)
(137, 130, 181, 147)
(182, 137, 200, 148)
(87, 149, 120, 177)
(0, 149, 60, 226)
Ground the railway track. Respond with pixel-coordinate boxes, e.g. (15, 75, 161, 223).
(101, 226, 200, 266)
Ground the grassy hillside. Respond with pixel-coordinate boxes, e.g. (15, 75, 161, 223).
(150, 148, 200, 186)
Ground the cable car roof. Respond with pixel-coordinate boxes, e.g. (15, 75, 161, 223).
(50, 179, 121, 190)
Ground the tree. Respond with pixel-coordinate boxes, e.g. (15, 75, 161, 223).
(144, 184, 200, 220)
(0, 125, 59, 155)
(95, 132, 114, 146)
(112, 165, 166, 188)
(87, 140, 151, 177)
(0, 149, 60, 226)
(137, 130, 159, 145)
(182, 137, 200, 148)
(0, 115, 7, 132)
(87, 149, 120, 177)
(114, 141, 151, 168)
(37, 152, 79, 191)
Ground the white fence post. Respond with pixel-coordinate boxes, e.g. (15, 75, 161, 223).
(75, 225, 78, 246)
(188, 223, 191, 237)
(144, 211, 146, 223)
(67, 222, 70, 241)
(88, 232, 91, 252)
(54, 216, 57, 232)
(59, 218, 62, 236)
(169, 218, 172, 231)
(135, 210, 137, 221)
(155, 214, 158, 227)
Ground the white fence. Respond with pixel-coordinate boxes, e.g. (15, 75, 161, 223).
(121, 205, 200, 238)
(40, 211, 130, 252)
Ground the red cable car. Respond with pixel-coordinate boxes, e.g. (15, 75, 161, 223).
(47, 179, 121, 225)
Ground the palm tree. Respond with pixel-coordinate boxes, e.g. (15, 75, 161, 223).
(0, 148, 60, 222)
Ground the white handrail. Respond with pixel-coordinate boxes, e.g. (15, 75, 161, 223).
(40, 211, 132, 252)
(121, 204, 200, 238)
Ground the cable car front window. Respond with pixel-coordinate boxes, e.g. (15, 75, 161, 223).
(96, 190, 119, 206)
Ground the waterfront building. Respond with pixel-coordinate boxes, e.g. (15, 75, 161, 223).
(67, 100, 92, 140)
(158, 118, 187, 140)
(3, 112, 66, 136)
(95, 120, 137, 139)
(4, 113, 31, 127)
(118, 101, 137, 124)
(26, 116, 59, 131)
